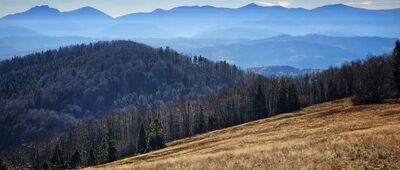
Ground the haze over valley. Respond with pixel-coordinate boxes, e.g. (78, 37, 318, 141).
(1, 3, 399, 68)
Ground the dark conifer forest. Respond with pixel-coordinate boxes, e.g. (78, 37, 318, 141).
(1, 40, 399, 169)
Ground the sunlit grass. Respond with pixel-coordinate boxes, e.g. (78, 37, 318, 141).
(85, 98, 400, 170)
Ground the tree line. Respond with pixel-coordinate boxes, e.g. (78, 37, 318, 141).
(1, 40, 399, 169)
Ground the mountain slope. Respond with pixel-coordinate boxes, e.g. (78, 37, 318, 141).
(0, 40, 246, 152)
(86, 99, 400, 169)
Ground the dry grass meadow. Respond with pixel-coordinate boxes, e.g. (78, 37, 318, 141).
(85, 98, 400, 170)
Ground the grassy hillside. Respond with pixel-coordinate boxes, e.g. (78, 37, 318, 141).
(85, 98, 400, 169)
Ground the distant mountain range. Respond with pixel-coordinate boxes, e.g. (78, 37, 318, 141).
(0, 35, 104, 59)
(0, 4, 399, 68)
(1, 3, 399, 38)
(0, 34, 397, 68)
(138, 34, 397, 68)
(247, 66, 322, 77)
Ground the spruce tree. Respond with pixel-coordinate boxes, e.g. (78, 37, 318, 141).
(254, 85, 268, 118)
(88, 148, 96, 166)
(42, 161, 49, 170)
(69, 150, 81, 168)
(98, 138, 108, 163)
(196, 105, 206, 134)
(208, 116, 216, 131)
(277, 86, 288, 114)
(288, 84, 300, 111)
(147, 120, 157, 151)
(50, 144, 64, 169)
(147, 119, 166, 151)
(137, 123, 147, 154)
(327, 80, 338, 100)
(392, 40, 400, 101)
(155, 120, 166, 149)
(107, 138, 118, 162)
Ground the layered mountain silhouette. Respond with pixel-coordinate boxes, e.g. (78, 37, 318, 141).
(0, 34, 397, 68)
(138, 34, 397, 68)
(0, 3, 399, 68)
(1, 3, 399, 38)
(2, 5, 112, 20)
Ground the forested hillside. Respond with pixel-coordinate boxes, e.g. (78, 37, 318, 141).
(2, 41, 398, 169)
(4, 42, 398, 169)
(0, 40, 247, 152)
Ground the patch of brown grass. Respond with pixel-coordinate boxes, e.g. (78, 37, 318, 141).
(85, 98, 400, 170)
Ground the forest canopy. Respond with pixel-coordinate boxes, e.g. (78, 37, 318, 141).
(0, 40, 247, 152)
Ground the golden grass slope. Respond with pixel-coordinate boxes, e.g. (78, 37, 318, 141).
(85, 99, 400, 170)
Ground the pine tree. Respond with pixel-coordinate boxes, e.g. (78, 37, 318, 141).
(69, 150, 81, 168)
(208, 116, 216, 131)
(50, 144, 64, 169)
(88, 149, 96, 166)
(254, 85, 268, 118)
(42, 161, 49, 170)
(196, 105, 206, 134)
(288, 84, 300, 111)
(147, 119, 166, 151)
(146, 120, 157, 151)
(137, 123, 147, 154)
(98, 138, 108, 163)
(107, 138, 118, 162)
(277, 86, 288, 114)
(392, 40, 400, 101)
(155, 120, 166, 149)
(327, 80, 338, 100)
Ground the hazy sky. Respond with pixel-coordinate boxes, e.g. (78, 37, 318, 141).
(1, 0, 399, 17)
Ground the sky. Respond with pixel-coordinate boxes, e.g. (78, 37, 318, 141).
(0, 0, 399, 17)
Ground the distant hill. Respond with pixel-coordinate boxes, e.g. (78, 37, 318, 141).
(139, 34, 397, 68)
(0, 40, 246, 152)
(85, 99, 400, 169)
(0, 26, 41, 37)
(247, 66, 321, 77)
(0, 34, 397, 68)
(1, 4, 399, 38)
(0, 36, 103, 60)
(194, 27, 281, 39)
